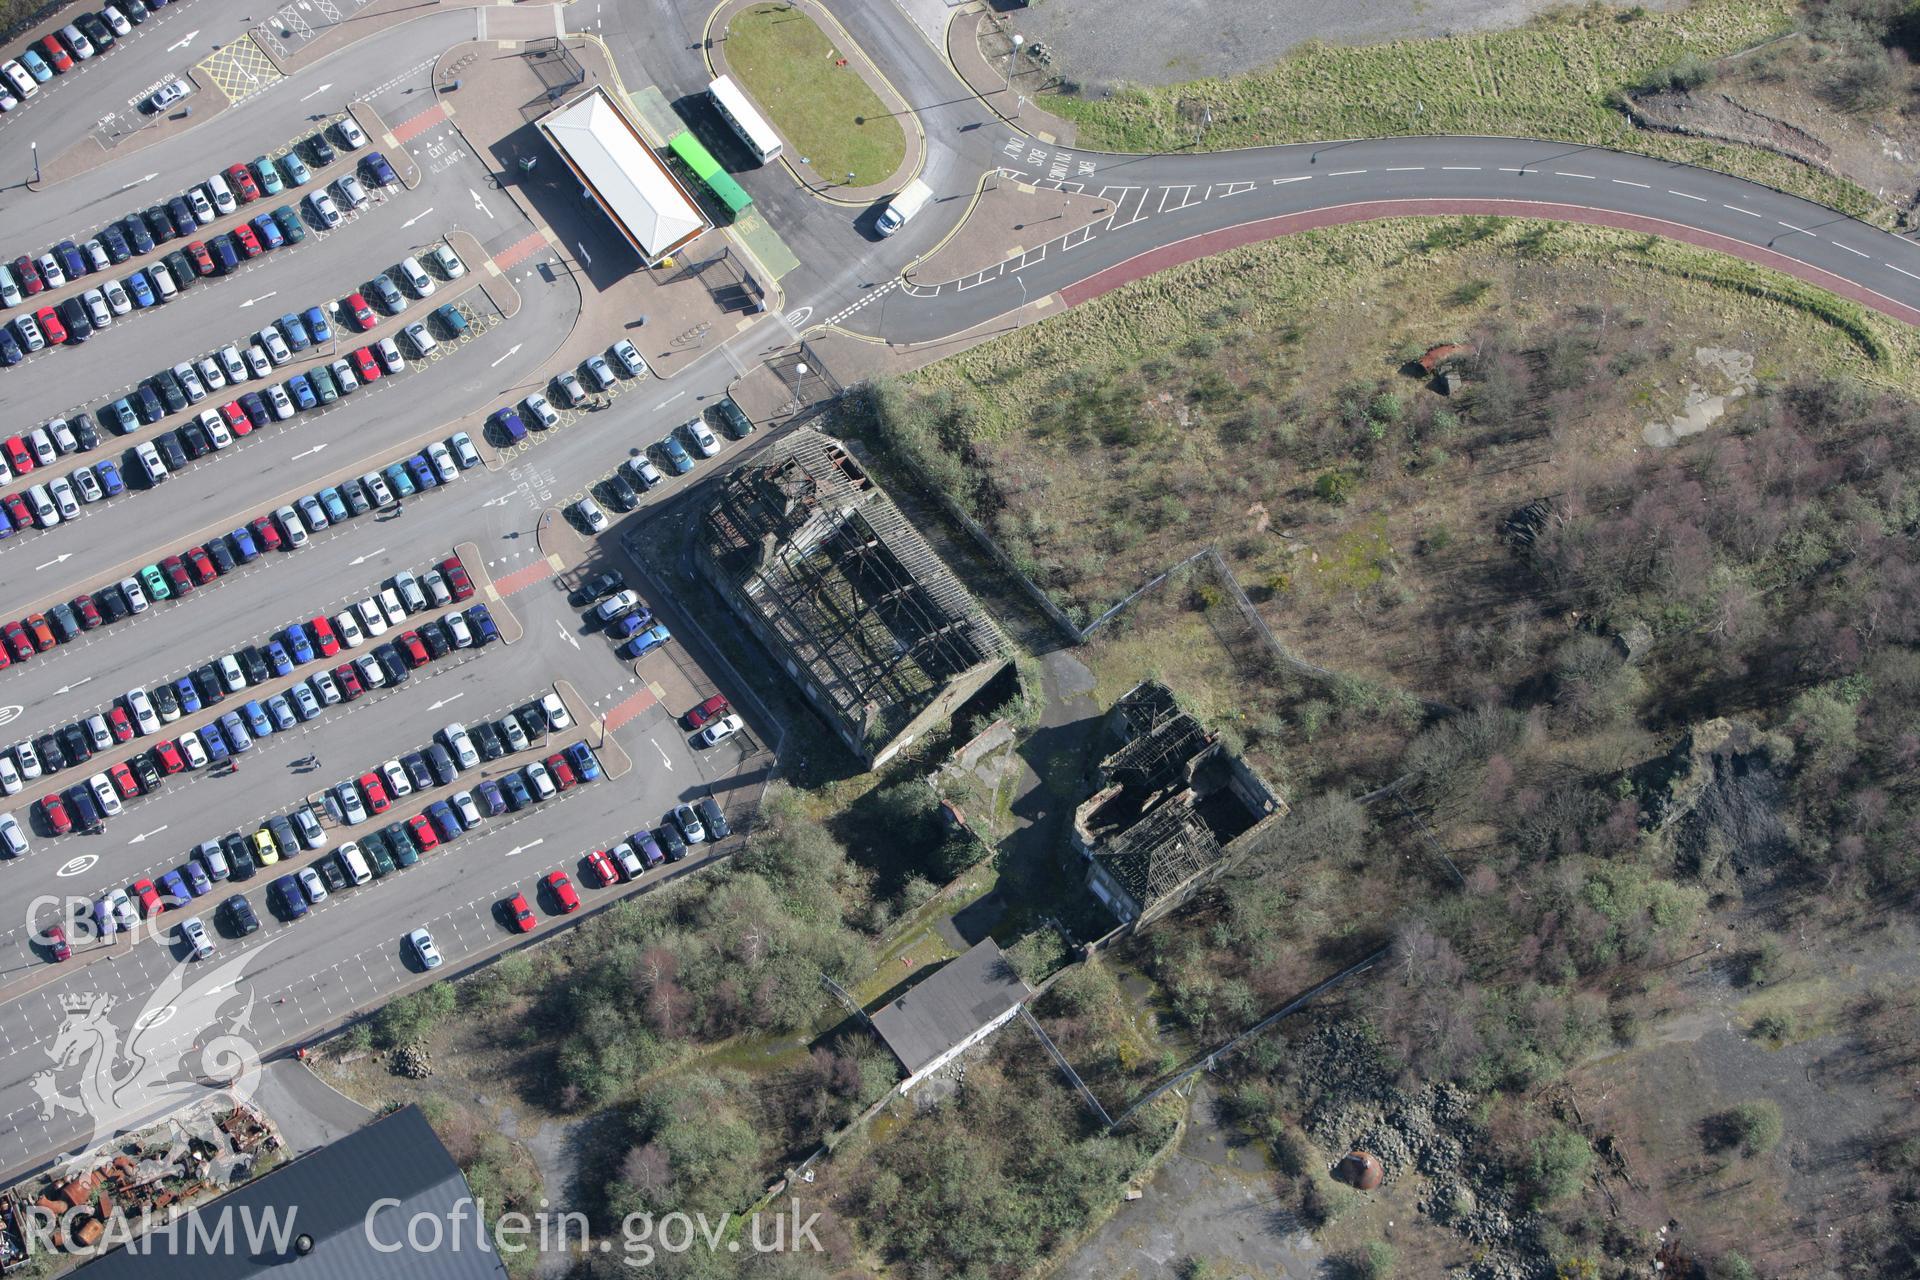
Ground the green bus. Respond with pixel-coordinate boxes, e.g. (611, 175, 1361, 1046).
(668, 130, 752, 218)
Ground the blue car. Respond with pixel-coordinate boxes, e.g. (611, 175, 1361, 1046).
(125, 272, 156, 309)
(318, 487, 348, 523)
(174, 677, 203, 715)
(427, 800, 461, 842)
(303, 305, 333, 343)
(383, 463, 416, 497)
(266, 694, 297, 731)
(620, 624, 672, 660)
(240, 700, 273, 738)
(218, 712, 253, 753)
(278, 313, 311, 351)
(565, 741, 602, 782)
(283, 627, 315, 665)
(286, 375, 317, 411)
(18, 49, 51, 82)
(660, 435, 694, 475)
(465, 603, 499, 645)
(0, 508, 12, 539)
(272, 874, 309, 919)
(474, 780, 506, 817)
(229, 526, 260, 562)
(0, 329, 20, 367)
(607, 609, 653, 640)
(499, 772, 531, 812)
(160, 870, 192, 905)
(181, 861, 211, 897)
(251, 214, 284, 250)
(198, 722, 228, 760)
(489, 408, 527, 443)
(94, 460, 125, 496)
(405, 455, 437, 490)
(104, 399, 138, 434)
(264, 640, 294, 677)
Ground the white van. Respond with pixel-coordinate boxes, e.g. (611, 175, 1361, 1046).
(338, 842, 372, 885)
(875, 178, 933, 237)
(135, 441, 168, 485)
(25, 484, 59, 528)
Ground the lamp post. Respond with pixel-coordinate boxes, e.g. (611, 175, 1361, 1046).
(31, 141, 39, 186)
(1007, 32, 1023, 96)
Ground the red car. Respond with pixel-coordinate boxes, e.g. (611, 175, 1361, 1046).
(105, 706, 134, 743)
(345, 292, 376, 331)
(232, 223, 263, 258)
(250, 516, 282, 551)
(584, 848, 617, 887)
(186, 241, 216, 277)
(185, 546, 218, 584)
(3, 494, 31, 528)
(332, 662, 364, 701)
(132, 879, 162, 918)
(34, 306, 66, 346)
(358, 772, 390, 814)
(398, 631, 429, 667)
(160, 555, 194, 596)
(545, 754, 577, 792)
(406, 814, 438, 852)
(42, 925, 70, 963)
(309, 616, 339, 657)
(0, 648, 10, 673)
(439, 558, 474, 602)
(9, 257, 42, 297)
(226, 164, 261, 203)
(684, 695, 730, 730)
(24, 614, 56, 652)
(220, 401, 250, 435)
(504, 894, 536, 932)
(3, 623, 34, 662)
(3, 437, 35, 475)
(152, 740, 186, 775)
(543, 871, 579, 914)
(39, 794, 71, 835)
(106, 761, 139, 800)
(38, 37, 72, 72)
(349, 347, 381, 382)
(70, 595, 103, 630)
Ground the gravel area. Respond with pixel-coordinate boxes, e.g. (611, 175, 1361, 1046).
(998, 0, 1680, 91)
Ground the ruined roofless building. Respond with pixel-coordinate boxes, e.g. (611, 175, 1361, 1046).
(695, 431, 1011, 769)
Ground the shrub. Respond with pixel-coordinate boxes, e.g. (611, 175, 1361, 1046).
(1314, 470, 1357, 504)
(1709, 1252, 1757, 1280)
(1349, 1241, 1396, 1279)
(1752, 1012, 1792, 1045)
(1709, 1101, 1783, 1156)
(1527, 1125, 1594, 1207)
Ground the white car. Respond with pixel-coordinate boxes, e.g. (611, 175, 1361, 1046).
(408, 928, 442, 969)
(375, 337, 404, 374)
(188, 186, 218, 224)
(574, 497, 608, 533)
(296, 866, 328, 903)
(402, 322, 436, 358)
(88, 773, 122, 818)
(307, 189, 342, 229)
(293, 808, 327, 849)
(521, 394, 559, 429)
(540, 693, 573, 731)
(178, 917, 213, 961)
(448, 432, 481, 470)
(179, 733, 209, 769)
(0, 814, 25, 857)
(105, 888, 135, 930)
(443, 724, 478, 770)
(266, 385, 296, 420)
(425, 442, 458, 482)
(102, 279, 132, 316)
(335, 115, 369, 149)
(684, 417, 721, 458)
(698, 714, 745, 747)
(334, 173, 369, 209)
(126, 689, 158, 735)
(13, 743, 42, 781)
(206, 174, 236, 214)
(334, 783, 368, 826)
(82, 289, 112, 329)
(332, 610, 364, 649)
(396, 255, 434, 296)
(147, 79, 189, 112)
(431, 244, 466, 279)
(244, 345, 274, 379)
(354, 598, 389, 637)
(524, 761, 555, 800)
(445, 612, 474, 648)
(218, 345, 249, 383)
(381, 759, 413, 798)
(258, 328, 293, 365)
(0, 756, 20, 796)
(450, 791, 481, 829)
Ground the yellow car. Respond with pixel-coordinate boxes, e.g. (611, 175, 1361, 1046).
(252, 829, 280, 865)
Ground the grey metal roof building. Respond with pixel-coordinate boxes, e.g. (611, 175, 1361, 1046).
(77, 1104, 506, 1279)
(872, 938, 1030, 1090)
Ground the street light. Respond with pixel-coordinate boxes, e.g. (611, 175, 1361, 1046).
(1007, 32, 1024, 96)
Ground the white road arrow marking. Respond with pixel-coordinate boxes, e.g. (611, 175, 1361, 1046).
(298, 83, 334, 103)
(166, 29, 199, 51)
(427, 693, 465, 711)
(119, 173, 161, 193)
(489, 343, 522, 369)
(652, 739, 672, 771)
(481, 495, 512, 508)
(35, 554, 72, 571)
(290, 443, 329, 461)
(468, 187, 493, 219)
(348, 548, 386, 566)
(238, 292, 277, 308)
(401, 207, 435, 229)
(555, 622, 579, 650)
(127, 825, 169, 845)
(52, 677, 94, 695)
(505, 837, 545, 858)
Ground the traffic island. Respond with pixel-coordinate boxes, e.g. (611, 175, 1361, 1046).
(905, 176, 1113, 285)
(707, 0, 922, 205)
(457, 539, 527, 645)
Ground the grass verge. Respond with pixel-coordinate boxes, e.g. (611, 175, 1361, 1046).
(724, 1, 906, 184)
(1042, 0, 1884, 222)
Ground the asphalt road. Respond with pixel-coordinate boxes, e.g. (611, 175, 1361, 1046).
(0, 0, 1909, 1190)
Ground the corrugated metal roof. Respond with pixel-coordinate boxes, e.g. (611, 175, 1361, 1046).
(77, 1105, 507, 1279)
(537, 87, 707, 261)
